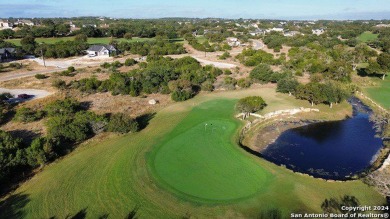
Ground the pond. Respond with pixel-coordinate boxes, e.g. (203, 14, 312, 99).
(261, 98, 384, 180)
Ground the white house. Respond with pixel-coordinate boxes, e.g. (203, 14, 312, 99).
(249, 28, 266, 36)
(0, 20, 13, 29)
(227, 37, 241, 47)
(283, 31, 302, 37)
(312, 29, 325, 35)
(266, 27, 284, 33)
(15, 19, 34, 26)
(86, 45, 117, 57)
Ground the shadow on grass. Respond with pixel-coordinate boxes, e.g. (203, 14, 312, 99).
(0, 193, 30, 219)
(136, 113, 156, 131)
(357, 68, 384, 79)
(257, 209, 282, 219)
(126, 206, 139, 219)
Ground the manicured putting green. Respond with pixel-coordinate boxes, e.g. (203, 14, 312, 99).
(149, 99, 272, 202)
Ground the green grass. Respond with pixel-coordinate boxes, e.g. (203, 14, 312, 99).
(149, 99, 273, 202)
(0, 88, 385, 218)
(196, 35, 207, 44)
(357, 31, 379, 43)
(5, 37, 155, 46)
(365, 75, 390, 109)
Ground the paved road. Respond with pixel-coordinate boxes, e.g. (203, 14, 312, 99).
(251, 40, 265, 50)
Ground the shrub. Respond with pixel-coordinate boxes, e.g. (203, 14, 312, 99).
(237, 78, 252, 88)
(9, 62, 22, 69)
(124, 58, 137, 66)
(14, 107, 44, 123)
(106, 113, 139, 134)
(45, 98, 82, 116)
(35, 74, 48, 79)
(201, 80, 214, 91)
(224, 69, 232, 75)
(111, 61, 123, 68)
(219, 51, 231, 60)
(67, 66, 76, 72)
(52, 79, 67, 89)
(171, 89, 193, 102)
(101, 62, 111, 69)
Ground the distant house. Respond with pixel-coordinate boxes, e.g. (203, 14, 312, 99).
(0, 20, 13, 29)
(14, 19, 34, 26)
(86, 45, 117, 57)
(375, 24, 390, 28)
(250, 28, 266, 36)
(312, 28, 325, 35)
(227, 37, 241, 47)
(82, 24, 97, 28)
(0, 48, 16, 62)
(283, 31, 302, 37)
(266, 27, 284, 33)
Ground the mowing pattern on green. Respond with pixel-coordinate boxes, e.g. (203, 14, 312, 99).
(366, 76, 390, 109)
(149, 99, 271, 202)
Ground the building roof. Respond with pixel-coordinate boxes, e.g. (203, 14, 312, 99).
(87, 44, 116, 52)
(0, 48, 16, 54)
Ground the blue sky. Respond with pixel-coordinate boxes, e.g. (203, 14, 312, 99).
(1, 0, 390, 19)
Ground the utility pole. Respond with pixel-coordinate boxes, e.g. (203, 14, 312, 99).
(40, 45, 46, 67)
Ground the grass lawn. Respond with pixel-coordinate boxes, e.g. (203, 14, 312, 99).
(357, 31, 379, 43)
(0, 88, 385, 218)
(196, 35, 207, 44)
(5, 37, 155, 46)
(365, 75, 390, 109)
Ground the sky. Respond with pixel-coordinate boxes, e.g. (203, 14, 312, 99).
(1, 0, 390, 20)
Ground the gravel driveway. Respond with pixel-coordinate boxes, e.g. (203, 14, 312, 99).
(0, 88, 53, 100)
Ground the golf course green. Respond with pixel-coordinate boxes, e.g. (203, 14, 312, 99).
(0, 88, 385, 218)
(149, 99, 272, 202)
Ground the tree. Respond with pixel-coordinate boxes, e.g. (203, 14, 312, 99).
(295, 83, 325, 106)
(277, 78, 299, 96)
(249, 64, 274, 83)
(20, 35, 36, 54)
(0, 130, 24, 182)
(74, 34, 88, 43)
(236, 96, 267, 119)
(377, 52, 390, 80)
(124, 33, 133, 40)
(25, 137, 48, 167)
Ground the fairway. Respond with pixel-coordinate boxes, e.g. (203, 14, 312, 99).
(357, 31, 379, 43)
(365, 76, 390, 109)
(149, 99, 272, 202)
(0, 88, 385, 218)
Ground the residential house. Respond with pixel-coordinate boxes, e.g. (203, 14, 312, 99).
(312, 28, 325, 35)
(15, 19, 34, 26)
(86, 45, 117, 57)
(227, 37, 241, 47)
(0, 48, 16, 62)
(0, 20, 13, 29)
(249, 28, 266, 36)
(82, 24, 97, 28)
(375, 24, 390, 28)
(283, 31, 302, 37)
(266, 27, 284, 33)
